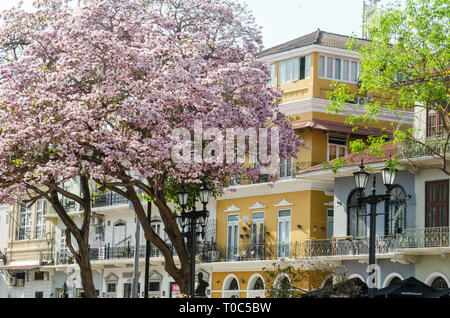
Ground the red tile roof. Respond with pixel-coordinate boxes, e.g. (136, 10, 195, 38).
(292, 119, 386, 137)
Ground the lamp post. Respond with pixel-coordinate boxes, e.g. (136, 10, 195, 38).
(176, 181, 212, 298)
(353, 160, 397, 298)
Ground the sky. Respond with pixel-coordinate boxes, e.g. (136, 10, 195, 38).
(0, 0, 400, 49)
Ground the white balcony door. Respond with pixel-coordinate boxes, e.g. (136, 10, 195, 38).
(113, 221, 127, 247)
(277, 210, 291, 258)
(227, 214, 239, 260)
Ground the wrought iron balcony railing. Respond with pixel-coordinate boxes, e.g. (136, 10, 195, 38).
(40, 227, 450, 266)
(91, 192, 130, 208)
(399, 136, 449, 159)
(197, 236, 397, 263)
(396, 226, 450, 249)
(227, 161, 323, 186)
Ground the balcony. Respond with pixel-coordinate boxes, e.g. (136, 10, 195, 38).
(397, 227, 450, 249)
(227, 161, 323, 186)
(399, 136, 448, 159)
(91, 192, 130, 208)
(197, 236, 397, 263)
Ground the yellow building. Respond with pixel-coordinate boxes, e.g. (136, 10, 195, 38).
(207, 29, 414, 298)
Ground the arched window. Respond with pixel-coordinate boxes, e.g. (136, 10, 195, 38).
(431, 277, 449, 290)
(229, 278, 239, 290)
(388, 277, 402, 287)
(347, 190, 367, 238)
(385, 185, 407, 235)
(253, 277, 264, 290)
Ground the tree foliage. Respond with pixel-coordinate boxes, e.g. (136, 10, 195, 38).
(0, 0, 302, 295)
(326, 0, 449, 171)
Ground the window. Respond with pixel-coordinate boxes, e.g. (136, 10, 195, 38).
(318, 56, 325, 77)
(279, 157, 293, 179)
(226, 214, 239, 260)
(149, 282, 160, 292)
(347, 190, 367, 238)
(318, 55, 359, 83)
(269, 64, 276, 86)
(425, 180, 449, 227)
(251, 212, 265, 259)
(385, 185, 407, 235)
(300, 55, 310, 79)
(253, 277, 264, 290)
(334, 58, 341, 80)
(35, 291, 43, 298)
(326, 56, 333, 78)
(278, 56, 310, 84)
(107, 283, 116, 293)
(277, 210, 291, 258)
(351, 61, 358, 82)
(34, 272, 45, 281)
(278, 57, 298, 84)
(35, 200, 46, 239)
(431, 277, 448, 290)
(427, 109, 445, 137)
(327, 209, 334, 239)
(228, 278, 239, 290)
(17, 203, 32, 240)
(343, 60, 349, 81)
(328, 135, 347, 161)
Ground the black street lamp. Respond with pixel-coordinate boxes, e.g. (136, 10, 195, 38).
(176, 181, 212, 298)
(353, 160, 397, 298)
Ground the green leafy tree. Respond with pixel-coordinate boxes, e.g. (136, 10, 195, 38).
(326, 0, 449, 171)
(262, 258, 347, 298)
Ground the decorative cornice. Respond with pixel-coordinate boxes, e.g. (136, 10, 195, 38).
(248, 202, 266, 210)
(219, 178, 334, 200)
(274, 199, 294, 207)
(224, 204, 240, 212)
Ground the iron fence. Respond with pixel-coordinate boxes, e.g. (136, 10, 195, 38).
(91, 192, 130, 208)
(397, 227, 450, 248)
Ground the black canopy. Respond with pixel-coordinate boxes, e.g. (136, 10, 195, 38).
(374, 276, 450, 298)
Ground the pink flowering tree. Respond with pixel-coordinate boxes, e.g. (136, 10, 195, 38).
(0, 0, 303, 296)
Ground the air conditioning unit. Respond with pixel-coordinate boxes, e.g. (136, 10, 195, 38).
(16, 278, 24, 287)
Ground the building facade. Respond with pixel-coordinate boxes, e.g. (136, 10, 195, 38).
(0, 183, 216, 298)
(205, 29, 414, 297)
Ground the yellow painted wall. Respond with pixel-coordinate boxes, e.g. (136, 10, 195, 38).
(211, 269, 330, 298)
(216, 190, 333, 251)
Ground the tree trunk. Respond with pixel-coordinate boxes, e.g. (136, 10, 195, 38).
(77, 238, 97, 298)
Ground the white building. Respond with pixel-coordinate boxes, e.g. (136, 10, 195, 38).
(0, 183, 216, 298)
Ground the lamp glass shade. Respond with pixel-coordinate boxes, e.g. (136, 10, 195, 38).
(177, 185, 188, 207)
(353, 169, 370, 190)
(199, 183, 212, 204)
(382, 167, 397, 186)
